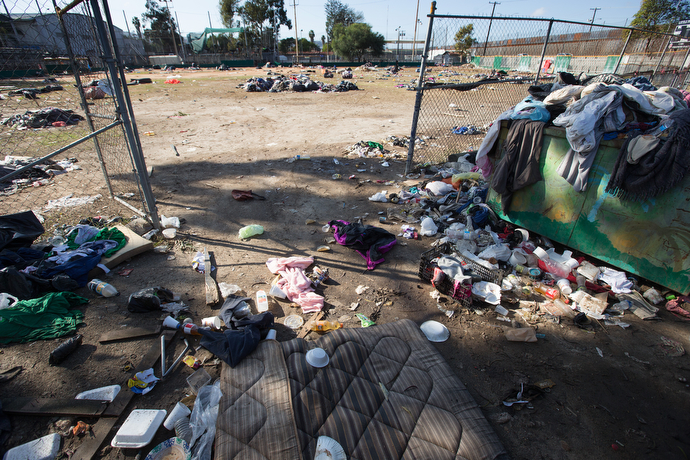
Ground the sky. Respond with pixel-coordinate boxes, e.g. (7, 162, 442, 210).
(110, 0, 640, 44)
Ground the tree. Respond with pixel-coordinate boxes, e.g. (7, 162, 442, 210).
(132, 16, 143, 40)
(454, 24, 475, 59)
(331, 22, 385, 61)
(630, 0, 689, 32)
(325, 0, 364, 42)
(309, 29, 315, 44)
(238, 0, 292, 49)
(141, 0, 180, 54)
(279, 37, 295, 53)
(298, 37, 319, 52)
(219, 0, 239, 28)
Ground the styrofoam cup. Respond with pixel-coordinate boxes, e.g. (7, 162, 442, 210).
(533, 247, 548, 260)
(508, 249, 527, 267)
(163, 316, 180, 330)
(163, 402, 191, 430)
(201, 316, 222, 330)
(265, 329, 277, 340)
(268, 284, 287, 299)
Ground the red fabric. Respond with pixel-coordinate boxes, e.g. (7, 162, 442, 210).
(165, 79, 181, 84)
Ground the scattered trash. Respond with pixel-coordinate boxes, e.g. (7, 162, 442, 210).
(356, 314, 376, 328)
(355, 285, 369, 295)
(49, 334, 83, 365)
(420, 320, 449, 342)
(239, 224, 264, 239)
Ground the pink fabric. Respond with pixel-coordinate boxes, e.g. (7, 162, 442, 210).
(477, 156, 493, 179)
(266, 257, 323, 313)
(266, 256, 314, 273)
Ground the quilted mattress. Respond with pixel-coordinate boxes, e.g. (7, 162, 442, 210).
(216, 319, 509, 460)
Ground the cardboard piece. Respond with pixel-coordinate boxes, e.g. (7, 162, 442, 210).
(87, 224, 153, 278)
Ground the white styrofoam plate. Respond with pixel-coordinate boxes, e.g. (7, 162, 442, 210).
(3, 433, 60, 460)
(111, 409, 166, 449)
(420, 321, 450, 342)
(75, 384, 121, 402)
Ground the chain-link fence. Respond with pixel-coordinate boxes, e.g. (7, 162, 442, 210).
(1, 0, 157, 234)
(405, 5, 689, 169)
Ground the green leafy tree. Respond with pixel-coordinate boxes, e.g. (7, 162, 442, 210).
(279, 37, 295, 53)
(453, 24, 475, 59)
(630, 0, 689, 32)
(132, 16, 143, 40)
(298, 37, 319, 52)
(141, 0, 181, 54)
(331, 22, 385, 61)
(325, 0, 364, 42)
(238, 0, 292, 49)
(219, 0, 239, 27)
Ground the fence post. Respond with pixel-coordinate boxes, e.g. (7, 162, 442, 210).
(89, 0, 160, 228)
(51, 0, 115, 199)
(652, 35, 672, 82)
(613, 29, 632, 75)
(534, 20, 553, 84)
(405, 1, 436, 176)
(671, 45, 690, 88)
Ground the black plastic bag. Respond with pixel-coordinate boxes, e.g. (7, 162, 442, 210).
(0, 211, 44, 252)
(127, 287, 175, 312)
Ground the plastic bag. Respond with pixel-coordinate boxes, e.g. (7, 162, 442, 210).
(160, 215, 181, 229)
(478, 244, 511, 262)
(127, 287, 175, 312)
(419, 217, 438, 236)
(188, 380, 223, 460)
(368, 191, 388, 202)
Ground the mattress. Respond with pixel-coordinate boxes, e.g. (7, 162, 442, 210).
(216, 319, 509, 460)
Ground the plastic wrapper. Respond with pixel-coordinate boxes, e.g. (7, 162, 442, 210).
(188, 380, 223, 460)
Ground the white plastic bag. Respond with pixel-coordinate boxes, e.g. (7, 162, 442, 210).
(478, 244, 511, 262)
(0, 293, 18, 310)
(426, 181, 455, 196)
(160, 215, 181, 229)
(189, 380, 223, 460)
(368, 191, 388, 202)
(419, 217, 438, 236)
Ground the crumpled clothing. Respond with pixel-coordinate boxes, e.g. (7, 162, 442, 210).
(666, 297, 690, 320)
(476, 108, 514, 179)
(544, 85, 584, 106)
(616, 291, 658, 320)
(37, 240, 118, 286)
(597, 267, 633, 293)
(0, 291, 87, 344)
(329, 220, 397, 270)
(266, 256, 314, 274)
(200, 312, 274, 367)
(265, 257, 323, 313)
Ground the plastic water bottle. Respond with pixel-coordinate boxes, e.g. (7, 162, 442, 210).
(87, 279, 119, 297)
(463, 216, 473, 240)
(239, 224, 264, 239)
(49, 334, 83, 365)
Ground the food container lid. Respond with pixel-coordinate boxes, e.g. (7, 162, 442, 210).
(111, 409, 166, 448)
(420, 321, 450, 342)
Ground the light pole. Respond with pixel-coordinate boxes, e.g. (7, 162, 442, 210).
(413, 19, 422, 60)
(162, 0, 179, 58)
(395, 27, 405, 61)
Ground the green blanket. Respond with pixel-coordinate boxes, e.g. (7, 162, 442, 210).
(0, 292, 87, 344)
(66, 227, 126, 258)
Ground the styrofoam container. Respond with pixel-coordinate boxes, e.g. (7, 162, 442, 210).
(3, 433, 60, 460)
(75, 384, 121, 402)
(419, 321, 450, 342)
(111, 409, 166, 449)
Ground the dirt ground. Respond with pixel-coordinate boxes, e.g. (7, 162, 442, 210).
(1, 66, 690, 460)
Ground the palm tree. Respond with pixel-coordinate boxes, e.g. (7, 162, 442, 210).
(309, 29, 315, 44)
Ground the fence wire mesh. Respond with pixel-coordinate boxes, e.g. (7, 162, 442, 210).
(0, 0, 153, 233)
(410, 12, 689, 165)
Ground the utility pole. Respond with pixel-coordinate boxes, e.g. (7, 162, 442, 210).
(395, 26, 405, 61)
(482, 1, 499, 57)
(413, 0, 421, 60)
(589, 7, 600, 33)
(208, 11, 212, 28)
(291, 0, 299, 64)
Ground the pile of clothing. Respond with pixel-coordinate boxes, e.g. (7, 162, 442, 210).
(481, 73, 689, 201)
(1, 108, 84, 129)
(236, 75, 359, 93)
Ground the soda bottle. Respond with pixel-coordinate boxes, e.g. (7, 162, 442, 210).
(533, 282, 559, 300)
(310, 321, 343, 332)
(87, 279, 119, 297)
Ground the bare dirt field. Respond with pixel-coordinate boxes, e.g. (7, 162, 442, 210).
(1, 66, 689, 460)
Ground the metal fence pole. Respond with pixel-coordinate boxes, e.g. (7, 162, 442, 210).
(672, 45, 690, 88)
(51, 0, 115, 199)
(613, 29, 632, 74)
(534, 20, 553, 83)
(89, 0, 160, 228)
(405, 1, 436, 176)
(652, 37, 671, 81)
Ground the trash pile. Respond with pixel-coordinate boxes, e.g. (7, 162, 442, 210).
(236, 74, 359, 93)
(367, 149, 684, 339)
(1, 108, 84, 129)
(5, 83, 63, 99)
(345, 138, 418, 159)
(0, 156, 81, 195)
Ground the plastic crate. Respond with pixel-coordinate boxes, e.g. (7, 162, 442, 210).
(418, 243, 472, 308)
(418, 242, 505, 308)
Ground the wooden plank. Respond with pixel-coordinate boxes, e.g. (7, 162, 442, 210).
(98, 325, 161, 343)
(204, 248, 219, 306)
(1, 398, 107, 416)
(70, 330, 177, 460)
(297, 311, 324, 339)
